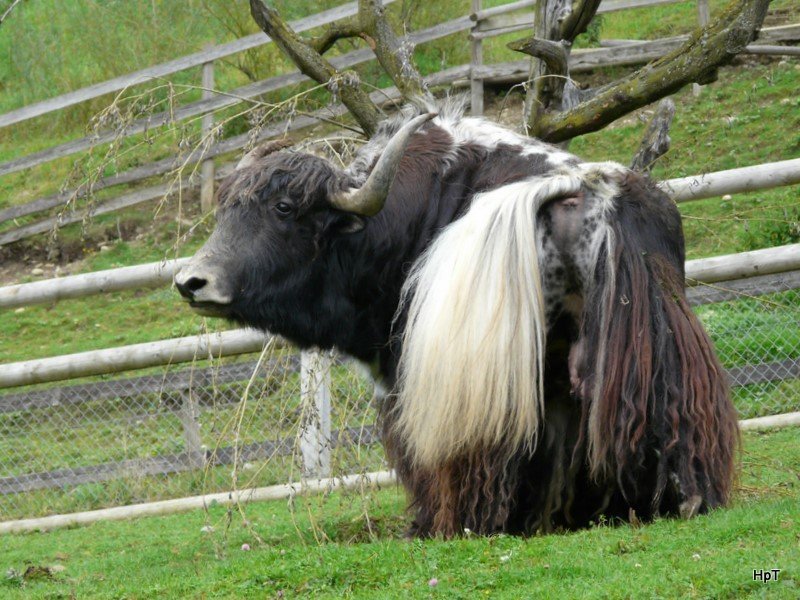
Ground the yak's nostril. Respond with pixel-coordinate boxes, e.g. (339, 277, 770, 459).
(184, 277, 208, 293)
(175, 267, 233, 307)
(176, 275, 208, 300)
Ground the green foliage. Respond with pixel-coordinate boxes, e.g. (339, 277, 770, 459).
(583, 14, 604, 47)
(739, 207, 800, 251)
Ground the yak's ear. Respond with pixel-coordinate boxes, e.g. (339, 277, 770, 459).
(317, 209, 365, 238)
(332, 213, 365, 235)
(236, 138, 294, 170)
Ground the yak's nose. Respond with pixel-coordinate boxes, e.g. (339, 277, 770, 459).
(174, 264, 233, 306)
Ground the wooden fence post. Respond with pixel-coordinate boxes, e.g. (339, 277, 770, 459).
(200, 54, 216, 213)
(470, 0, 484, 115)
(300, 349, 332, 479)
(693, 0, 710, 96)
(178, 389, 204, 469)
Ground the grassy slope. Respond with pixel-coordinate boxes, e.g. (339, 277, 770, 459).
(1, 428, 798, 599)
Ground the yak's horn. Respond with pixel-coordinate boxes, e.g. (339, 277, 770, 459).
(330, 112, 437, 216)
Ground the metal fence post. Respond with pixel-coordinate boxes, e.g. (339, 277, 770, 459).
(470, 0, 484, 116)
(300, 349, 332, 479)
(693, 0, 710, 96)
(200, 54, 216, 213)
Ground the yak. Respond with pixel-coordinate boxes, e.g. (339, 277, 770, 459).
(175, 103, 739, 537)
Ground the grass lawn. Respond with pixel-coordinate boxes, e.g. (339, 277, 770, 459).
(1, 428, 798, 599)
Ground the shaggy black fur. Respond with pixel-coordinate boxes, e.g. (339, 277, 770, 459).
(178, 114, 738, 536)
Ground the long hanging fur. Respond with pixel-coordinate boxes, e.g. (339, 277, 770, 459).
(577, 172, 739, 516)
(394, 173, 587, 470)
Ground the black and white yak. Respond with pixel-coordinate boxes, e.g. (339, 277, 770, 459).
(175, 103, 739, 537)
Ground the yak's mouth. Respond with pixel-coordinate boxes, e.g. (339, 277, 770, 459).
(187, 300, 232, 318)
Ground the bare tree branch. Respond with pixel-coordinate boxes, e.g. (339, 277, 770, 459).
(357, 0, 432, 102)
(630, 98, 675, 172)
(508, 38, 569, 75)
(309, 16, 365, 54)
(533, 0, 770, 143)
(249, 0, 381, 136)
(0, 0, 23, 27)
(522, 0, 574, 129)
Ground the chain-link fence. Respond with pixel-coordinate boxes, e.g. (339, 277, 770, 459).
(688, 270, 800, 419)
(1, 270, 799, 522)
(0, 347, 383, 521)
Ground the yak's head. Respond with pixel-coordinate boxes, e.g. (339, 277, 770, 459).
(174, 113, 435, 335)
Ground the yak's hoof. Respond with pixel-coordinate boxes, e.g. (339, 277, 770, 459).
(679, 495, 703, 519)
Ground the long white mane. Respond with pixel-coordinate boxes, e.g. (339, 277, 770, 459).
(394, 173, 583, 468)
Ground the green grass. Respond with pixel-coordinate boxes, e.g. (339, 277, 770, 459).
(1, 428, 798, 599)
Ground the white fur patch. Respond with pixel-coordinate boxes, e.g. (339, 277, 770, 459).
(434, 114, 577, 169)
(394, 172, 588, 469)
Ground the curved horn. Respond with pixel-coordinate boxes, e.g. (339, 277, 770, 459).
(330, 112, 437, 216)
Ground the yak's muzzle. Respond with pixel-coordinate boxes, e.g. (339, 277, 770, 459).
(174, 261, 233, 317)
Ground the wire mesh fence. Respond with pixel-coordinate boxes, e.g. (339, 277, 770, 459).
(0, 346, 383, 521)
(1, 271, 799, 522)
(689, 270, 800, 419)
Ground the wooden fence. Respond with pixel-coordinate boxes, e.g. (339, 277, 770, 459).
(1, 0, 799, 247)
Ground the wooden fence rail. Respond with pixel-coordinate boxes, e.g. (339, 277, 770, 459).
(661, 158, 800, 202)
(465, 24, 800, 87)
(0, 330, 273, 389)
(0, 355, 299, 414)
(0, 65, 471, 244)
(1, 232, 799, 313)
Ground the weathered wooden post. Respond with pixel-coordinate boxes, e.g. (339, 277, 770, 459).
(300, 349, 332, 479)
(200, 53, 216, 213)
(178, 389, 204, 469)
(693, 0, 710, 96)
(470, 0, 484, 115)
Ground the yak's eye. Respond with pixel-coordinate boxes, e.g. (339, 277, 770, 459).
(274, 201, 293, 217)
